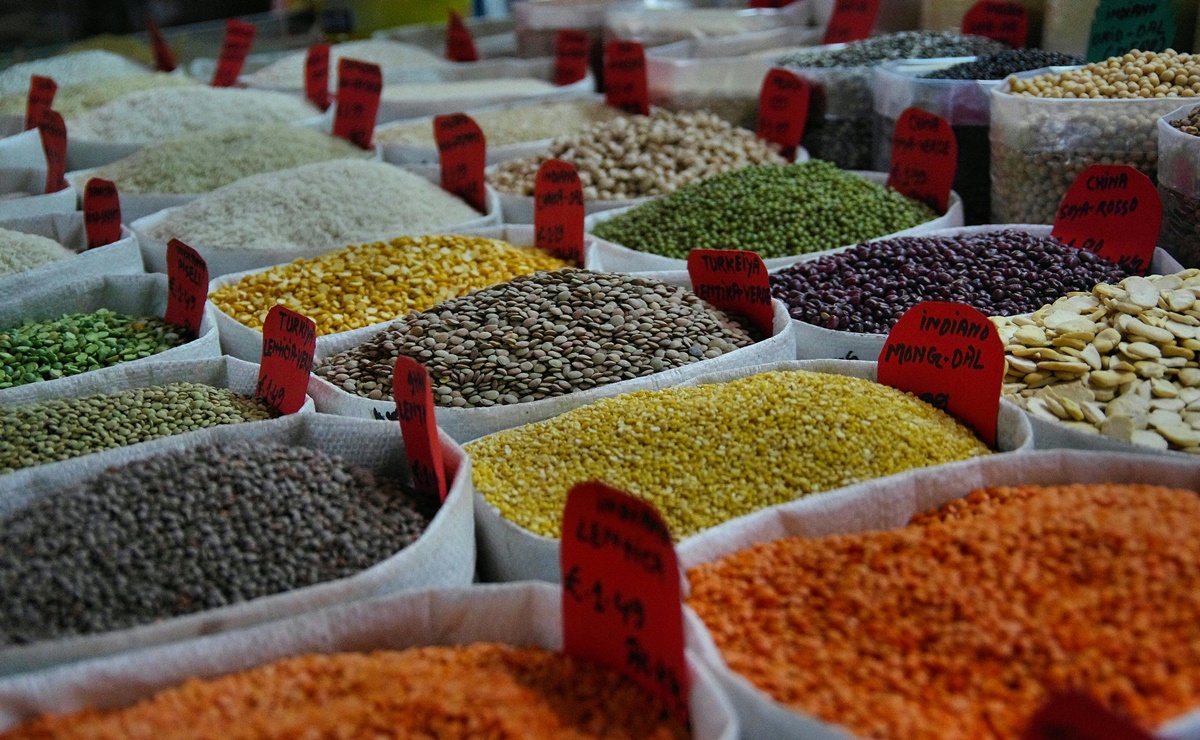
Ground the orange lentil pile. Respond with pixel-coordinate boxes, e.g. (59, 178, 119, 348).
(2, 643, 688, 740)
(687, 483, 1200, 740)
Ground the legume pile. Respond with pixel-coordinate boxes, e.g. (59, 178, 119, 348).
(313, 269, 756, 405)
(375, 99, 627, 148)
(210, 234, 571, 336)
(244, 39, 445, 90)
(771, 230, 1132, 334)
(0, 440, 434, 645)
(776, 31, 1009, 71)
(489, 110, 784, 201)
(1159, 105, 1200, 267)
(1, 644, 688, 739)
(0, 382, 278, 473)
(87, 124, 368, 195)
(688, 483, 1200, 740)
(590, 162, 935, 261)
(467, 370, 990, 539)
(0, 309, 188, 390)
(998, 271, 1200, 453)
(0, 228, 74, 278)
(920, 49, 1083, 80)
(0, 50, 146, 97)
(0, 73, 196, 119)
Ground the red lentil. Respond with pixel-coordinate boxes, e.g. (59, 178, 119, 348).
(2, 644, 688, 739)
(687, 483, 1200, 739)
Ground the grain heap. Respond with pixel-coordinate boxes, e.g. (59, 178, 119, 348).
(0, 51, 147, 97)
(313, 269, 757, 405)
(243, 39, 445, 90)
(488, 110, 784, 201)
(375, 99, 627, 148)
(0, 228, 74, 278)
(210, 234, 571, 336)
(776, 31, 1009, 69)
(0, 382, 279, 473)
(688, 483, 1200, 740)
(0, 74, 196, 119)
(0, 441, 434, 644)
(920, 48, 1083, 80)
(144, 160, 481, 252)
(1, 644, 688, 739)
(381, 78, 557, 104)
(467, 370, 990, 539)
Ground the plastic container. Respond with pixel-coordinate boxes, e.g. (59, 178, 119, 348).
(605, 0, 809, 49)
(373, 16, 519, 59)
(811, 0, 922, 35)
(921, 0, 1045, 45)
(513, 0, 610, 85)
(1157, 103, 1200, 267)
(1043, 0, 1197, 56)
(782, 52, 878, 169)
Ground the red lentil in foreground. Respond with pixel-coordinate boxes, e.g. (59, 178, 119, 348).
(1, 644, 689, 739)
(687, 483, 1200, 739)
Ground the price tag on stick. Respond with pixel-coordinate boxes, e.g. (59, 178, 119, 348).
(1052, 165, 1160, 275)
(877, 301, 1004, 448)
(304, 43, 331, 111)
(554, 29, 590, 86)
(604, 41, 649, 116)
(757, 68, 810, 162)
(962, 0, 1030, 47)
(164, 239, 208, 340)
(822, 0, 880, 44)
(83, 178, 122, 249)
(37, 110, 66, 194)
(561, 483, 690, 722)
(393, 357, 448, 502)
(1087, 0, 1176, 63)
(687, 249, 774, 338)
(211, 19, 256, 87)
(535, 159, 585, 264)
(145, 14, 177, 72)
(446, 10, 480, 62)
(887, 107, 957, 216)
(434, 113, 487, 213)
(1023, 694, 1155, 740)
(255, 305, 316, 415)
(25, 75, 56, 132)
(333, 59, 382, 150)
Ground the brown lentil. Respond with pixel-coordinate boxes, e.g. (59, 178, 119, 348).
(687, 483, 1200, 740)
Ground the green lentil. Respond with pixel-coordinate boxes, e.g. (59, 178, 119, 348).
(590, 162, 936, 261)
(0, 309, 188, 390)
(467, 370, 991, 539)
(0, 382, 279, 474)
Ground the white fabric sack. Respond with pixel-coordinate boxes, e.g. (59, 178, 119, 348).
(584, 170, 965, 273)
(472, 358, 1034, 583)
(0, 129, 51, 170)
(0, 167, 76, 220)
(0, 413, 474, 676)
(789, 224, 1187, 362)
(310, 281, 796, 443)
(0, 273, 220, 405)
(0, 582, 739, 740)
(0, 211, 141, 299)
(677, 449, 1200, 740)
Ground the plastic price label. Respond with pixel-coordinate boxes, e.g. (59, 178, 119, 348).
(561, 482, 689, 722)
(1024, 694, 1155, 740)
(446, 10, 480, 62)
(1087, 0, 1176, 63)
(757, 68, 810, 162)
(83, 178, 122, 249)
(146, 14, 177, 72)
(392, 357, 449, 502)
(332, 59, 382, 150)
(534, 159, 585, 264)
(256, 305, 315, 415)
(887, 107, 957, 216)
(305, 43, 331, 111)
(878, 301, 1004, 447)
(604, 41, 649, 116)
(1052, 165, 1160, 275)
(822, 0, 880, 44)
(37, 110, 66, 194)
(24, 75, 56, 132)
(962, 0, 1029, 48)
(434, 113, 487, 213)
(211, 19, 256, 87)
(687, 250, 774, 337)
(164, 239, 208, 340)
(554, 29, 590, 86)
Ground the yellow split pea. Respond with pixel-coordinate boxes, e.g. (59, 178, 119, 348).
(209, 234, 571, 335)
(467, 371, 991, 539)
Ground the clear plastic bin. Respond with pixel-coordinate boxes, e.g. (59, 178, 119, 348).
(1157, 103, 1200, 267)
(605, 0, 809, 48)
(514, 0, 611, 87)
(1043, 0, 1198, 56)
(811, 0, 922, 35)
(373, 17, 519, 59)
(778, 54, 877, 169)
(921, 0, 1044, 45)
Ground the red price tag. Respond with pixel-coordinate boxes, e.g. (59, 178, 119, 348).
(164, 239, 208, 340)
(1024, 694, 1155, 740)
(393, 357, 448, 502)
(535, 159, 585, 264)
(822, 0, 880, 44)
(446, 10, 480, 63)
(24, 75, 56, 132)
(561, 483, 689, 722)
(878, 301, 1004, 447)
(554, 29, 590, 86)
(304, 43, 331, 111)
(434, 113, 487, 213)
(604, 41, 649, 116)
(333, 59, 382, 150)
(887, 107, 957, 216)
(1052, 165, 1160, 275)
(756, 68, 810, 162)
(145, 14, 177, 72)
(37, 110, 66, 194)
(210, 19, 256, 87)
(962, 0, 1030, 48)
(255, 305, 315, 415)
(83, 178, 122, 249)
(687, 249, 774, 338)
